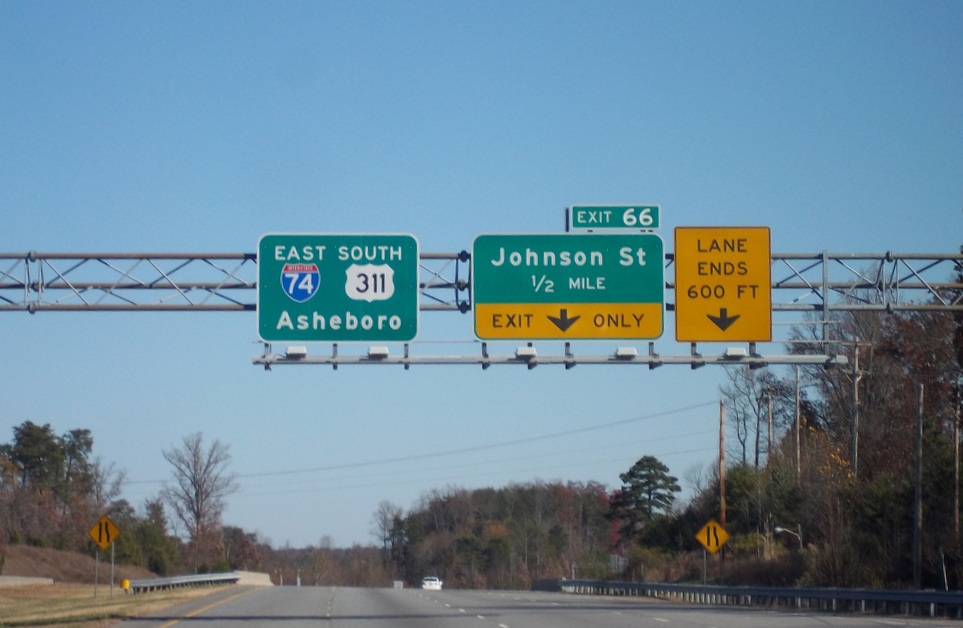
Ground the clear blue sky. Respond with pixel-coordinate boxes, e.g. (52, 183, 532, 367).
(1, 1, 960, 548)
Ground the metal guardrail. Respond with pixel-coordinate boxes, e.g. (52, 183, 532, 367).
(556, 580, 963, 619)
(127, 571, 241, 593)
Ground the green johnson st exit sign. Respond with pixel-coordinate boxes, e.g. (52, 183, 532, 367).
(257, 234, 419, 342)
(472, 233, 664, 340)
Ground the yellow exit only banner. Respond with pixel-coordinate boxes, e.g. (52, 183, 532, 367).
(474, 302, 664, 340)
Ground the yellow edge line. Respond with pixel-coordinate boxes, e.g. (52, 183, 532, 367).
(157, 589, 255, 628)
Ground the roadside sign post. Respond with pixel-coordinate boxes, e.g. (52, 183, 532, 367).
(472, 233, 664, 340)
(88, 515, 120, 598)
(257, 234, 419, 343)
(674, 227, 771, 343)
(695, 518, 729, 584)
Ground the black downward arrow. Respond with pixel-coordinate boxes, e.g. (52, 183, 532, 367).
(548, 309, 580, 332)
(707, 308, 740, 331)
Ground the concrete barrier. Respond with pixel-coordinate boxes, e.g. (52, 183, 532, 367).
(0, 576, 55, 586)
(235, 571, 273, 586)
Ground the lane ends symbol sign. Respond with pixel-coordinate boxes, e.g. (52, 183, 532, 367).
(88, 515, 121, 551)
(695, 518, 729, 554)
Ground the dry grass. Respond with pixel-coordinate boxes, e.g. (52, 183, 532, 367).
(0, 582, 223, 627)
(1, 545, 230, 627)
(2, 546, 156, 584)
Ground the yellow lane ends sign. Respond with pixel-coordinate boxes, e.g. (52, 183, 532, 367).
(674, 227, 771, 342)
(695, 518, 729, 554)
(88, 515, 120, 551)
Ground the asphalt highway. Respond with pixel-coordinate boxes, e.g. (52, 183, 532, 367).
(120, 585, 960, 628)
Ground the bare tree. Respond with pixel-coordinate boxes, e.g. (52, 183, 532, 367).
(371, 500, 403, 564)
(720, 366, 794, 467)
(308, 535, 336, 585)
(161, 433, 238, 571)
(90, 458, 126, 513)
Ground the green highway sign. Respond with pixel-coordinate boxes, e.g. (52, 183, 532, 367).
(257, 234, 419, 342)
(569, 205, 660, 231)
(472, 233, 664, 340)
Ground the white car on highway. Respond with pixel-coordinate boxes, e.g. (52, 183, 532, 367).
(421, 576, 443, 590)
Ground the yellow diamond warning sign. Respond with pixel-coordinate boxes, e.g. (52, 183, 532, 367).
(674, 227, 771, 343)
(695, 518, 729, 554)
(88, 515, 120, 551)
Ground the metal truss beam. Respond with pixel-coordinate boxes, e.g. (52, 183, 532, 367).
(0, 251, 470, 313)
(1, 250, 959, 313)
(2, 249, 956, 368)
(763, 252, 963, 312)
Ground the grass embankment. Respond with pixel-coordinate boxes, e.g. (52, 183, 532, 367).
(1, 545, 229, 627)
(0, 582, 220, 627)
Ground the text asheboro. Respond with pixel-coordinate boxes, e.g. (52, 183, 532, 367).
(274, 309, 404, 332)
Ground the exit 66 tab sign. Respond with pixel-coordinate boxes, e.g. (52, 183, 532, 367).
(472, 233, 664, 340)
(258, 234, 419, 342)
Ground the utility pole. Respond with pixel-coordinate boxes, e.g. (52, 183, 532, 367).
(719, 400, 726, 583)
(720, 400, 726, 530)
(767, 388, 773, 468)
(852, 346, 862, 477)
(795, 367, 801, 482)
(954, 378, 961, 545)
(914, 384, 924, 589)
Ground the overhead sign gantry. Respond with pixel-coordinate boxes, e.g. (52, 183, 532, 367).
(2, 212, 960, 368)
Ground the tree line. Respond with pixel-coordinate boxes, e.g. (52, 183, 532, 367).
(703, 303, 963, 589)
(611, 286, 962, 588)
(0, 422, 123, 554)
(0, 428, 249, 577)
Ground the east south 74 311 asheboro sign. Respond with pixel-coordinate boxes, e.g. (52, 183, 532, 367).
(472, 233, 664, 340)
(258, 234, 419, 342)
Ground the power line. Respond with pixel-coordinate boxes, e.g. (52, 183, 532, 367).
(233, 446, 719, 499)
(232, 399, 718, 479)
(123, 399, 717, 487)
(235, 434, 717, 494)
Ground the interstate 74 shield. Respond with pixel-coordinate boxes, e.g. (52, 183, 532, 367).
(280, 263, 320, 303)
